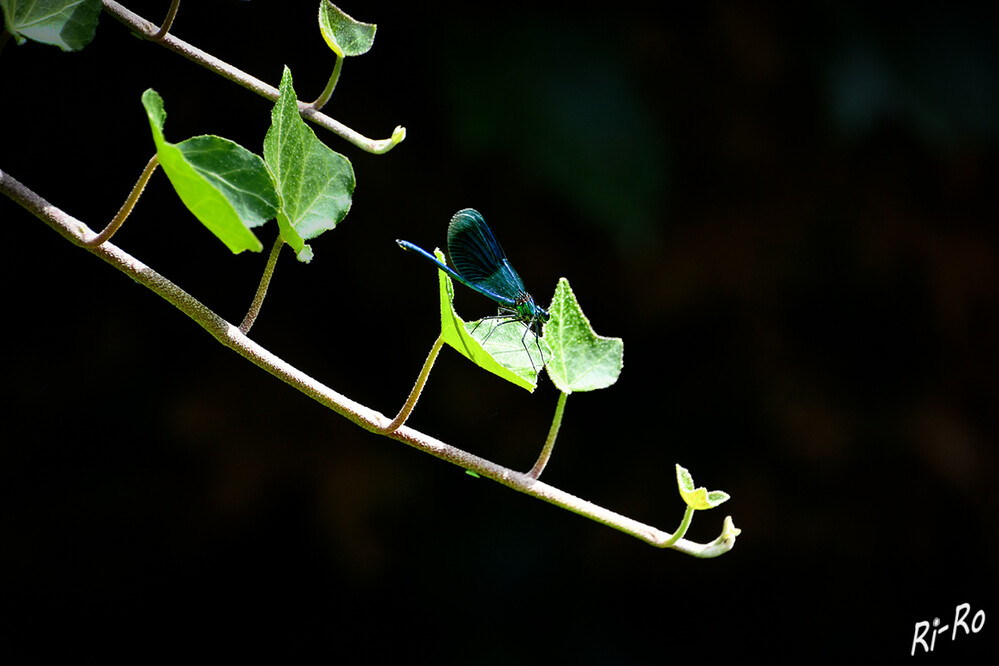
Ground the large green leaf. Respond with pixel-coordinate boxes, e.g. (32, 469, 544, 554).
(433, 250, 544, 392)
(1, 0, 99, 51)
(141, 89, 278, 254)
(263, 66, 355, 262)
(543, 278, 623, 393)
(176, 136, 279, 231)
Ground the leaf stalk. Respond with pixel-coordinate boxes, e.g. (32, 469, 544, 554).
(309, 53, 344, 111)
(82, 154, 159, 247)
(663, 506, 694, 548)
(527, 390, 568, 479)
(379, 334, 445, 433)
(239, 233, 285, 334)
(152, 0, 181, 41)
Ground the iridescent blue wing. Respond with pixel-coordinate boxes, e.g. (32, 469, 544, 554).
(447, 208, 526, 308)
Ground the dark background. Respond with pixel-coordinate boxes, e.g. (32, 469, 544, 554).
(2, 0, 996, 660)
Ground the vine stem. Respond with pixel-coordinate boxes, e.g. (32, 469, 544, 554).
(83, 155, 159, 248)
(100, 1, 404, 155)
(239, 233, 285, 334)
(527, 390, 568, 479)
(379, 334, 445, 434)
(1, 168, 737, 557)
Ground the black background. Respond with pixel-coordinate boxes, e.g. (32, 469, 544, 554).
(2, 1, 996, 660)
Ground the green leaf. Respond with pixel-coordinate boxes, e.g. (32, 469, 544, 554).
(264, 67, 355, 262)
(434, 250, 540, 392)
(467, 318, 552, 381)
(318, 1, 376, 58)
(141, 89, 278, 254)
(544, 278, 623, 393)
(176, 136, 279, 230)
(676, 464, 730, 510)
(1, 0, 99, 51)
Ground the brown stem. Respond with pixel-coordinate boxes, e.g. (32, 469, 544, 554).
(82, 155, 159, 247)
(379, 335, 445, 433)
(239, 233, 285, 334)
(152, 0, 181, 40)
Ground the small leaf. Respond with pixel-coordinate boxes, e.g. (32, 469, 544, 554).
(1, 0, 100, 51)
(141, 89, 277, 254)
(264, 67, 355, 262)
(318, 1, 376, 58)
(544, 278, 623, 393)
(676, 464, 730, 510)
(434, 250, 538, 392)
